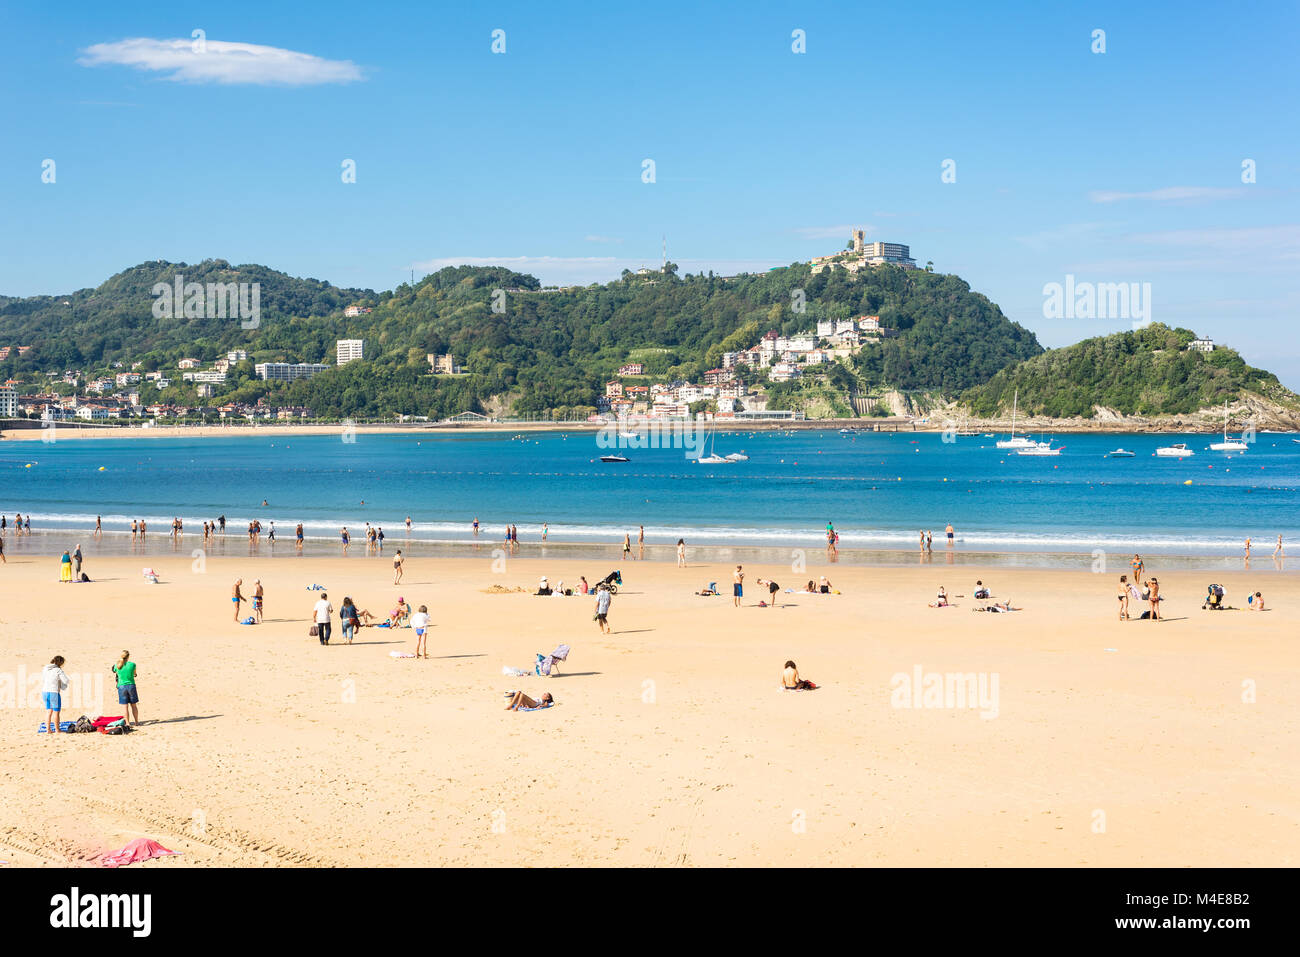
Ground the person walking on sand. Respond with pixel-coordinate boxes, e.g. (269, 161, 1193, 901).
(43, 655, 69, 734)
(410, 604, 431, 658)
(733, 565, 744, 607)
(232, 578, 245, 621)
(1274, 535, 1284, 558)
(1117, 575, 1130, 620)
(340, 526, 350, 554)
(638, 524, 645, 558)
(622, 533, 631, 561)
(59, 549, 73, 583)
(677, 538, 686, 568)
(542, 522, 549, 542)
(945, 523, 955, 546)
(393, 549, 405, 584)
(296, 522, 304, 550)
(113, 650, 140, 726)
(314, 592, 334, 645)
(594, 582, 612, 634)
(95, 515, 102, 536)
(1244, 537, 1252, 559)
(253, 579, 264, 623)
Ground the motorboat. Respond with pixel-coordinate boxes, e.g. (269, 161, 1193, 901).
(723, 452, 749, 461)
(1156, 443, 1194, 457)
(599, 454, 630, 463)
(1016, 441, 1062, 456)
(1106, 449, 1136, 457)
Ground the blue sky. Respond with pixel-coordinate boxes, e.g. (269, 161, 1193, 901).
(3, 1, 1299, 386)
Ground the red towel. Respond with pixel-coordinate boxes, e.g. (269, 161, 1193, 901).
(100, 838, 180, 868)
(91, 716, 125, 729)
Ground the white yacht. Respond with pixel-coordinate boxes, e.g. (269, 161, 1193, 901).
(1106, 449, 1136, 458)
(1016, 440, 1062, 456)
(1155, 443, 1194, 457)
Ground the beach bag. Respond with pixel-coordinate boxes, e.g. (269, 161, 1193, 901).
(101, 724, 131, 735)
(74, 715, 95, 733)
(309, 624, 319, 637)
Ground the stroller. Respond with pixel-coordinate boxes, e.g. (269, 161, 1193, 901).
(1202, 583, 1226, 610)
(598, 570, 623, 594)
(536, 644, 571, 677)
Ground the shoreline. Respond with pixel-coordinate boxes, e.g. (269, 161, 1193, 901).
(5, 420, 1299, 441)
(2, 527, 1293, 572)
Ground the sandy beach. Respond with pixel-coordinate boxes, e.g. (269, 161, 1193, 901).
(1, 552, 1296, 867)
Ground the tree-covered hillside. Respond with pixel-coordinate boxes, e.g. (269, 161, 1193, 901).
(961, 323, 1297, 417)
(0, 260, 1044, 418)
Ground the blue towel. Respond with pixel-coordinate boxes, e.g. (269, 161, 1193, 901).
(37, 721, 76, 733)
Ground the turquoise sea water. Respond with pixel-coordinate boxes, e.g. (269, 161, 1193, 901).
(2, 429, 1298, 561)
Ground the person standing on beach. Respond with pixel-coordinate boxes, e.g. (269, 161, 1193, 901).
(253, 580, 264, 623)
(945, 523, 954, 546)
(267, 522, 276, 544)
(296, 523, 304, 550)
(622, 533, 631, 561)
(677, 538, 686, 568)
(594, 583, 612, 634)
(341, 526, 350, 554)
(1148, 577, 1161, 620)
(405, 516, 412, 534)
(232, 578, 245, 621)
(733, 565, 744, 607)
(542, 523, 549, 542)
(43, 656, 69, 734)
(131, 519, 138, 540)
(473, 516, 479, 536)
(377, 527, 384, 551)
(1117, 575, 1130, 620)
(393, 549, 405, 585)
(926, 530, 933, 551)
(73, 544, 83, 580)
(219, 515, 226, 534)
(410, 604, 431, 658)
(113, 650, 140, 726)
(59, 549, 73, 583)
(1274, 535, 1284, 558)
(1131, 554, 1144, 579)
(638, 524, 645, 559)
(1244, 537, 1251, 559)
(0, 532, 5, 564)
(314, 593, 334, 645)
(95, 516, 102, 536)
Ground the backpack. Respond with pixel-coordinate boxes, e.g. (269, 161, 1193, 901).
(74, 715, 95, 733)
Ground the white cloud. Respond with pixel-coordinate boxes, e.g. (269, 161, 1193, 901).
(1088, 186, 1246, 204)
(79, 38, 363, 86)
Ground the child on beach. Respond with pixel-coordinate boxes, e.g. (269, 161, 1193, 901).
(410, 604, 431, 658)
(733, 565, 744, 607)
(1249, 591, 1266, 611)
(43, 656, 69, 733)
(113, 650, 140, 725)
(594, 583, 612, 634)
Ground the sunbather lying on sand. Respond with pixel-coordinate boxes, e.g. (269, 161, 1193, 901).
(505, 691, 554, 711)
(974, 600, 1018, 613)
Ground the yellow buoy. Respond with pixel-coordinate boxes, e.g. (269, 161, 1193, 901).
(1183, 480, 1193, 485)
(98, 466, 106, 471)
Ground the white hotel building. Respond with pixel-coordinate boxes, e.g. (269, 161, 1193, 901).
(337, 339, 365, 365)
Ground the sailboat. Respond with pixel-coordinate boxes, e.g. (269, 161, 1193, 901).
(995, 390, 1036, 449)
(1208, 402, 1249, 451)
(956, 412, 977, 437)
(696, 429, 728, 464)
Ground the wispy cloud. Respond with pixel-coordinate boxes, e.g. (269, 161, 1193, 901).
(583, 235, 623, 244)
(78, 38, 363, 86)
(1088, 186, 1247, 204)
(793, 224, 873, 240)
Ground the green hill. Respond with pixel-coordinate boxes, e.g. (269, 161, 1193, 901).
(961, 323, 1298, 418)
(1, 261, 1044, 419)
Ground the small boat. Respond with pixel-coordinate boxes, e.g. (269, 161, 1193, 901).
(600, 454, 630, 463)
(995, 390, 1037, 448)
(1156, 443, 1194, 457)
(1106, 449, 1136, 458)
(1208, 401, 1248, 451)
(1016, 441, 1062, 456)
(697, 454, 729, 464)
(723, 452, 749, 461)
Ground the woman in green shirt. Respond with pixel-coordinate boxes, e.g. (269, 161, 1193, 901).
(113, 650, 140, 725)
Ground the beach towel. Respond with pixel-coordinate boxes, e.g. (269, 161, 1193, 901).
(502, 666, 532, 677)
(100, 838, 180, 869)
(376, 622, 391, 628)
(389, 651, 416, 658)
(240, 617, 257, 625)
(514, 702, 555, 712)
(91, 715, 125, 729)
(37, 721, 76, 733)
